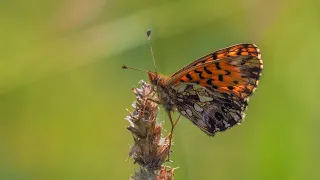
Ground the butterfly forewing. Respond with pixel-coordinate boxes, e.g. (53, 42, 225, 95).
(169, 44, 261, 78)
(167, 44, 262, 99)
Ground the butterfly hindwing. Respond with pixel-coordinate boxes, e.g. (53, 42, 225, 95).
(170, 83, 247, 135)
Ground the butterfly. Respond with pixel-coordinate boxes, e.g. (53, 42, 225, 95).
(146, 43, 263, 136)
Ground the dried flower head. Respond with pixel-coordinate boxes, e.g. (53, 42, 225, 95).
(126, 81, 176, 179)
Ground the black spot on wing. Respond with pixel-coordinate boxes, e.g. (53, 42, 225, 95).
(208, 116, 217, 133)
(215, 112, 224, 121)
(194, 69, 202, 73)
(236, 49, 242, 55)
(186, 74, 193, 80)
(204, 67, 212, 74)
(199, 73, 205, 79)
(215, 62, 221, 70)
(212, 53, 218, 60)
(228, 86, 234, 90)
(226, 117, 238, 127)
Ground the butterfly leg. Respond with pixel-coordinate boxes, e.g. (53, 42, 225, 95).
(146, 98, 160, 104)
(166, 112, 181, 161)
(173, 114, 181, 127)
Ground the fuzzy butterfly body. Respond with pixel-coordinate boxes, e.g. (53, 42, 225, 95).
(148, 44, 263, 136)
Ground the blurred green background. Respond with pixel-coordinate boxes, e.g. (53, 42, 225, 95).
(1, 0, 319, 179)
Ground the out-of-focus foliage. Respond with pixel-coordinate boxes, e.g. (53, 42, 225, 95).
(1, 0, 319, 179)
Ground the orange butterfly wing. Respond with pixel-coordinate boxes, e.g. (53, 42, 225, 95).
(167, 44, 263, 99)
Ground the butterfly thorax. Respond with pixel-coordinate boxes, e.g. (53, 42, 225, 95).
(148, 71, 176, 112)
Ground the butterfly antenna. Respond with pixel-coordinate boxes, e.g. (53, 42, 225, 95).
(122, 65, 148, 73)
(147, 29, 157, 73)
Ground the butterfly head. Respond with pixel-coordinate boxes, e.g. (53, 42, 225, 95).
(148, 71, 166, 87)
(148, 71, 159, 85)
